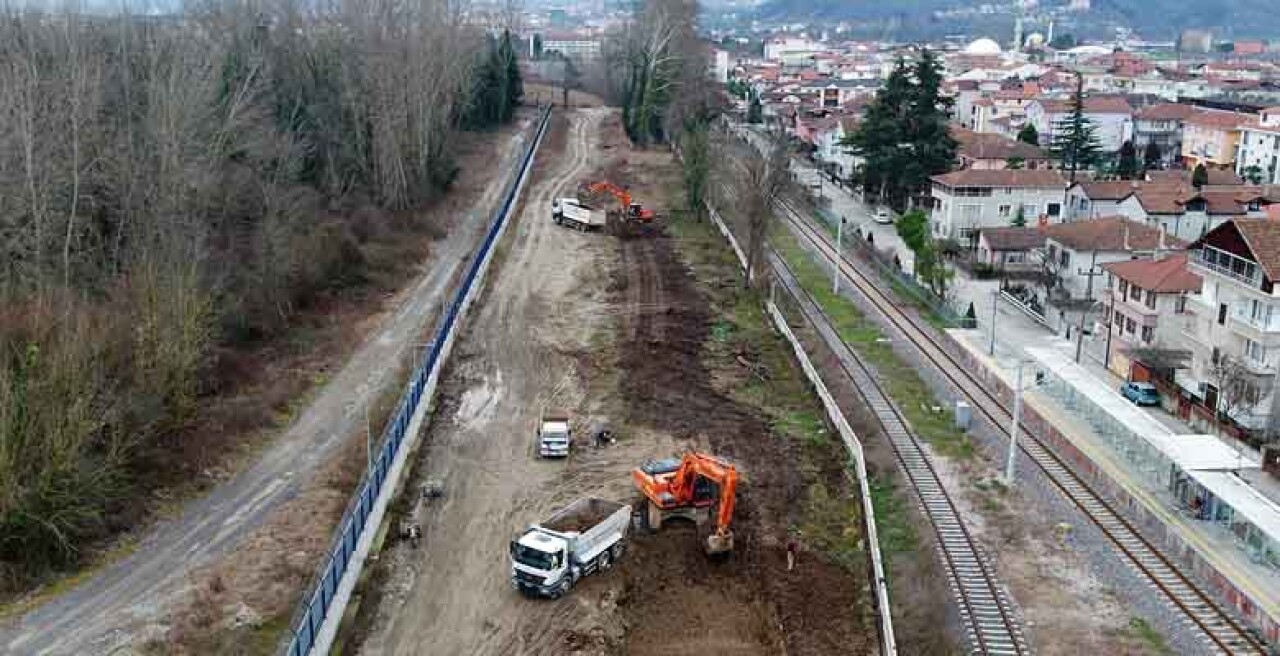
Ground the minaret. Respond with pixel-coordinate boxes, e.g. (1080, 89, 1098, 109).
(1014, 14, 1024, 52)
(1047, 20, 1055, 47)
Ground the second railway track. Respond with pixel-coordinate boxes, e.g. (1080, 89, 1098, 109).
(774, 197, 1267, 656)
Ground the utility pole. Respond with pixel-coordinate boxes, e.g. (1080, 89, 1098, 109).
(1103, 290, 1116, 371)
(989, 289, 999, 356)
(1005, 363, 1024, 485)
(1075, 250, 1103, 363)
(833, 215, 845, 294)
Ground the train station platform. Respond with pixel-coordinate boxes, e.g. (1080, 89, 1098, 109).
(947, 329, 1280, 642)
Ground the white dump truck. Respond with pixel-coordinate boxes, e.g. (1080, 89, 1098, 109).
(551, 197, 606, 231)
(510, 497, 632, 599)
(537, 411, 572, 458)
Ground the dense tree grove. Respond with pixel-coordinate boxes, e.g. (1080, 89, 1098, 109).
(0, 0, 517, 585)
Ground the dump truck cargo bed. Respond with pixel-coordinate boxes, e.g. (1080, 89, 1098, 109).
(543, 497, 626, 534)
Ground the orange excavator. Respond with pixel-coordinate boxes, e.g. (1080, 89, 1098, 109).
(632, 452, 739, 555)
(585, 181, 656, 223)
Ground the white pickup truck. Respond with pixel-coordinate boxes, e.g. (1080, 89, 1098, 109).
(510, 497, 632, 599)
(551, 197, 606, 231)
(537, 411, 571, 458)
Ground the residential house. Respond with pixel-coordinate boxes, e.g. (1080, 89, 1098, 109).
(954, 128, 1052, 170)
(815, 117, 862, 179)
(976, 226, 1045, 271)
(1133, 102, 1196, 166)
(929, 169, 1068, 243)
(1025, 96, 1134, 152)
(1236, 107, 1280, 184)
(1101, 254, 1202, 379)
(1182, 219, 1280, 435)
(1040, 216, 1186, 300)
(1066, 180, 1148, 221)
(1182, 108, 1251, 170)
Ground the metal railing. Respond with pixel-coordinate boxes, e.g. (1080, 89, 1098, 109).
(280, 105, 552, 656)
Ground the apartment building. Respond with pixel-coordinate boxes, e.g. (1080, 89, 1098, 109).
(1025, 96, 1134, 152)
(1182, 219, 1280, 434)
(1182, 108, 1250, 170)
(1236, 107, 1280, 184)
(1040, 216, 1185, 300)
(1133, 102, 1196, 167)
(1102, 254, 1202, 378)
(929, 169, 1068, 242)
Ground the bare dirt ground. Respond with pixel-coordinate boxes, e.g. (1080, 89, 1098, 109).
(349, 108, 874, 656)
(0, 117, 536, 656)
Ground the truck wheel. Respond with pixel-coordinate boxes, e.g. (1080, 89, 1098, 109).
(611, 542, 625, 561)
(549, 581, 569, 600)
(599, 550, 613, 570)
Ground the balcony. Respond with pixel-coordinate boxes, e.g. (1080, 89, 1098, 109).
(1230, 304, 1280, 334)
(1193, 246, 1263, 288)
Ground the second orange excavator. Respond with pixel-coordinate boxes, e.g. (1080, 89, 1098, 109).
(584, 180, 656, 223)
(632, 451, 739, 555)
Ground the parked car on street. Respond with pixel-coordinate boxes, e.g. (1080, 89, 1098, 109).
(1120, 381, 1160, 406)
(873, 207, 893, 224)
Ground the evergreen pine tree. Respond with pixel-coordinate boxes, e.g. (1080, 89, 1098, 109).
(1050, 76, 1102, 183)
(1116, 140, 1140, 179)
(843, 57, 913, 205)
(747, 92, 763, 123)
(1017, 123, 1039, 145)
(1192, 163, 1209, 188)
(1143, 140, 1162, 170)
(903, 48, 958, 208)
(1011, 206, 1027, 227)
(501, 30, 523, 121)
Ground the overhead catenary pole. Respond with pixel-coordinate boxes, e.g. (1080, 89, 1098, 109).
(989, 289, 999, 356)
(833, 215, 845, 294)
(1005, 363, 1025, 485)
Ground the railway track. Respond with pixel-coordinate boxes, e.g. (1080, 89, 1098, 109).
(775, 198, 1268, 656)
(768, 249, 1028, 655)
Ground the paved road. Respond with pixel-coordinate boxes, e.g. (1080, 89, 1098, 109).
(0, 122, 535, 656)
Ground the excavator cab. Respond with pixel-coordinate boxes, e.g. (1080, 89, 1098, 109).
(584, 180, 656, 224)
(633, 452, 739, 556)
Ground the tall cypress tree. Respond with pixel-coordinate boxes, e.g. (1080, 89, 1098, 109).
(1116, 140, 1139, 179)
(1050, 76, 1102, 183)
(903, 48, 957, 209)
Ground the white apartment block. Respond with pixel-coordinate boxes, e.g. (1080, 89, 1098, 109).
(1025, 96, 1134, 152)
(1182, 219, 1280, 434)
(930, 169, 1067, 242)
(1236, 107, 1280, 184)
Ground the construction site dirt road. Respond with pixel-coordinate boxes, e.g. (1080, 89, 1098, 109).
(349, 107, 875, 656)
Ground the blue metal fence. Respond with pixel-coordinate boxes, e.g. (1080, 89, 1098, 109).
(281, 106, 552, 656)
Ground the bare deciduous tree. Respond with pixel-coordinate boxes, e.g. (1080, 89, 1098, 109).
(735, 131, 792, 287)
(1210, 355, 1273, 427)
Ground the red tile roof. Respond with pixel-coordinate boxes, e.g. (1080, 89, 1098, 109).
(953, 128, 1048, 162)
(1036, 96, 1134, 115)
(932, 169, 1067, 188)
(1135, 103, 1197, 122)
(1186, 108, 1252, 130)
(979, 226, 1046, 251)
(1102, 253, 1201, 292)
(1074, 180, 1144, 200)
(1042, 216, 1188, 252)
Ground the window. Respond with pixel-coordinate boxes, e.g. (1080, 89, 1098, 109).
(1118, 279, 1129, 297)
(1142, 326, 1154, 343)
(1130, 284, 1142, 301)
(1126, 317, 1136, 334)
(1145, 290, 1156, 309)
(1022, 203, 1039, 218)
(1219, 303, 1228, 325)
(1060, 250, 1070, 268)
(1245, 338, 1266, 364)
(1047, 202, 1061, 216)
(998, 204, 1012, 217)
(1176, 295, 1187, 313)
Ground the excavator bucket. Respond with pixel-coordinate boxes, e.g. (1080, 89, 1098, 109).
(704, 530, 734, 556)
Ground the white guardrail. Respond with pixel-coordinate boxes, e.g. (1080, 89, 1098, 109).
(706, 201, 897, 656)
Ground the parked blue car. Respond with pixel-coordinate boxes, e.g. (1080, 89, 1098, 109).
(1121, 381, 1161, 406)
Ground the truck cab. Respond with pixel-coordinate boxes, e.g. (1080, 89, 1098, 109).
(537, 413, 571, 458)
(510, 530, 573, 598)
